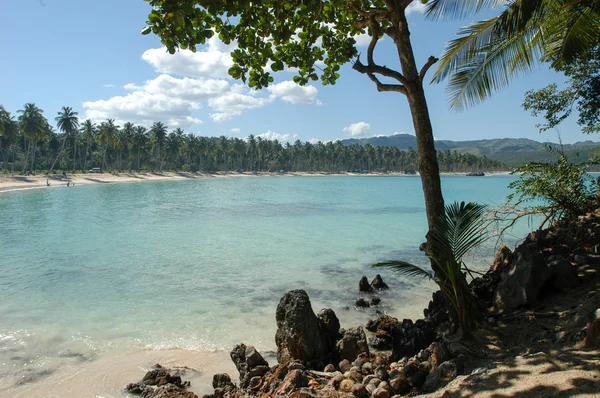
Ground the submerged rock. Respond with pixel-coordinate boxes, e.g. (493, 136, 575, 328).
(230, 344, 269, 388)
(359, 277, 373, 293)
(370, 275, 389, 290)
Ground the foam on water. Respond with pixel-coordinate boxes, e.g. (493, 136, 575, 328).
(0, 175, 529, 396)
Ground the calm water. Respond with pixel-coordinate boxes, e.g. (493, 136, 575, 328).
(0, 175, 529, 395)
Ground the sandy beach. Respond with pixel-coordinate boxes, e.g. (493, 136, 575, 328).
(0, 171, 511, 193)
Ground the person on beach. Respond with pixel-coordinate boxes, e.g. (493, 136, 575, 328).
(46, 179, 50, 186)
(67, 181, 71, 187)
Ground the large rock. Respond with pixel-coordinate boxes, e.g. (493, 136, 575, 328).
(358, 277, 373, 293)
(494, 244, 552, 311)
(276, 290, 335, 367)
(391, 319, 436, 361)
(230, 344, 269, 388)
(547, 258, 579, 292)
(370, 274, 389, 290)
(337, 327, 369, 361)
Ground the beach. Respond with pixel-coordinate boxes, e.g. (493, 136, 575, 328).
(0, 171, 510, 193)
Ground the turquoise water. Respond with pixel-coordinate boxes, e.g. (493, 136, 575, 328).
(0, 175, 528, 394)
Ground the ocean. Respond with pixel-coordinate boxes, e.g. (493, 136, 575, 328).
(0, 175, 532, 397)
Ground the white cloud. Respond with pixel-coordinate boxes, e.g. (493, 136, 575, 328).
(208, 93, 275, 122)
(267, 81, 319, 104)
(256, 130, 299, 142)
(142, 35, 235, 79)
(392, 131, 413, 136)
(83, 91, 203, 129)
(129, 74, 230, 100)
(229, 127, 241, 133)
(343, 122, 371, 137)
(103, 84, 115, 88)
(407, 0, 427, 14)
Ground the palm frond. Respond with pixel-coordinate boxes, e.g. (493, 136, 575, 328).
(425, 0, 507, 21)
(373, 260, 435, 281)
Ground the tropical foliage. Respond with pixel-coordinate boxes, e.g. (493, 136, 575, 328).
(374, 201, 488, 331)
(0, 104, 505, 174)
(523, 47, 600, 134)
(508, 146, 599, 224)
(426, 0, 600, 110)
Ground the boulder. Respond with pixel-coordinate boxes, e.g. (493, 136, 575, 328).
(337, 327, 370, 361)
(148, 385, 198, 398)
(371, 275, 389, 290)
(422, 360, 459, 391)
(351, 383, 369, 398)
(494, 245, 552, 310)
(212, 373, 234, 389)
(390, 320, 436, 361)
(355, 299, 370, 308)
(275, 290, 330, 367)
(359, 277, 373, 293)
(389, 376, 411, 395)
(277, 369, 309, 395)
(547, 259, 579, 292)
(370, 297, 381, 306)
(230, 344, 269, 388)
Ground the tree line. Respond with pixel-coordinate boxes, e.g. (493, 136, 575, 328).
(0, 104, 505, 174)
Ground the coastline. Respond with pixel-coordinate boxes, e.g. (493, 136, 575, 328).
(0, 170, 511, 193)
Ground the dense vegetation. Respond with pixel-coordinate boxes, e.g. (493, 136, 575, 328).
(0, 104, 504, 174)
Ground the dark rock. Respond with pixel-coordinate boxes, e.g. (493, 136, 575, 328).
(275, 290, 329, 366)
(143, 365, 169, 386)
(339, 359, 352, 373)
(355, 299, 370, 308)
(351, 383, 369, 398)
(391, 319, 436, 361)
(422, 360, 459, 391)
(359, 276, 373, 293)
(389, 376, 411, 395)
(353, 353, 369, 368)
(547, 259, 579, 292)
(374, 367, 389, 381)
(212, 373, 232, 390)
(149, 385, 198, 398)
(372, 386, 390, 398)
(126, 382, 152, 395)
(494, 245, 552, 310)
(337, 327, 370, 361)
(360, 362, 373, 375)
(277, 369, 309, 395)
(317, 308, 342, 342)
(365, 315, 399, 333)
(230, 344, 269, 388)
(370, 297, 381, 306)
(371, 275, 389, 290)
(423, 291, 450, 327)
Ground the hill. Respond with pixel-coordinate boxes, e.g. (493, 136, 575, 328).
(341, 135, 600, 167)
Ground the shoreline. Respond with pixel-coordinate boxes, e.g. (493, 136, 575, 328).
(0, 170, 512, 194)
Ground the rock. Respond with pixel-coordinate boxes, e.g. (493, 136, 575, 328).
(361, 362, 373, 375)
(371, 275, 389, 290)
(143, 365, 170, 386)
(353, 354, 369, 367)
(212, 373, 233, 389)
(359, 276, 373, 293)
(372, 386, 390, 398)
(337, 327, 370, 361)
(389, 376, 411, 395)
(365, 383, 377, 395)
(422, 360, 459, 391)
(355, 299, 370, 308)
(317, 308, 342, 343)
(494, 244, 552, 310)
(429, 342, 449, 368)
(345, 368, 363, 383)
(362, 375, 376, 385)
(126, 382, 152, 395)
(366, 315, 399, 333)
(547, 259, 579, 292)
(404, 360, 428, 388)
(277, 369, 309, 395)
(351, 383, 369, 398)
(391, 320, 436, 361)
(374, 367, 389, 381)
(423, 291, 450, 327)
(339, 379, 355, 392)
(230, 344, 269, 388)
(377, 381, 390, 392)
(275, 290, 330, 366)
(584, 309, 600, 348)
(370, 297, 381, 306)
(368, 377, 381, 386)
(339, 359, 352, 373)
(324, 364, 337, 372)
(149, 385, 198, 398)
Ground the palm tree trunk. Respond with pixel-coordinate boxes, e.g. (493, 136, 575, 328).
(23, 139, 30, 174)
(72, 139, 77, 172)
(31, 141, 37, 172)
(84, 143, 90, 171)
(49, 135, 68, 173)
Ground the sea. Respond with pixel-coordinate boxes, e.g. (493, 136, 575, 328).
(0, 175, 534, 397)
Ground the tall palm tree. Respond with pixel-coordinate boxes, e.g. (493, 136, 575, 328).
(98, 119, 119, 169)
(18, 103, 47, 173)
(426, 0, 600, 110)
(51, 106, 80, 173)
(132, 126, 148, 171)
(80, 119, 96, 172)
(150, 122, 167, 171)
(0, 106, 19, 167)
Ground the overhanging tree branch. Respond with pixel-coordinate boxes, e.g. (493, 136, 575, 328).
(420, 55, 439, 81)
(352, 56, 407, 94)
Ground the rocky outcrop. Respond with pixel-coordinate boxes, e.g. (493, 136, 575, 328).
(126, 364, 196, 398)
(336, 327, 369, 361)
(359, 277, 373, 293)
(230, 344, 270, 388)
(390, 319, 436, 361)
(275, 290, 342, 368)
(370, 275, 389, 290)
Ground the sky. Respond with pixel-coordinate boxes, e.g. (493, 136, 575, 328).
(0, 0, 594, 144)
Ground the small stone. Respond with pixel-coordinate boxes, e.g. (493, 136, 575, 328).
(353, 354, 369, 368)
(377, 381, 390, 392)
(372, 386, 390, 398)
(374, 367, 389, 381)
(368, 377, 381, 386)
(289, 362, 306, 370)
(351, 383, 369, 398)
(340, 379, 355, 392)
(339, 359, 352, 373)
(324, 364, 336, 373)
(355, 298, 370, 308)
(371, 297, 381, 306)
(389, 376, 411, 395)
(362, 375, 376, 385)
(366, 383, 377, 395)
(361, 362, 373, 375)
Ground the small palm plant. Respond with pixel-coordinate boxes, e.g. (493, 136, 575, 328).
(374, 201, 487, 332)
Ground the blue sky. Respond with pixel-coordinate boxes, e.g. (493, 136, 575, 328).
(0, 0, 593, 144)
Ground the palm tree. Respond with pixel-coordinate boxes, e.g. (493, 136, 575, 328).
(51, 106, 80, 173)
(98, 119, 119, 169)
(0, 107, 18, 167)
(374, 201, 487, 332)
(132, 126, 148, 171)
(426, 0, 600, 110)
(80, 119, 96, 172)
(18, 103, 47, 173)
(150, 122, 168, 171)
